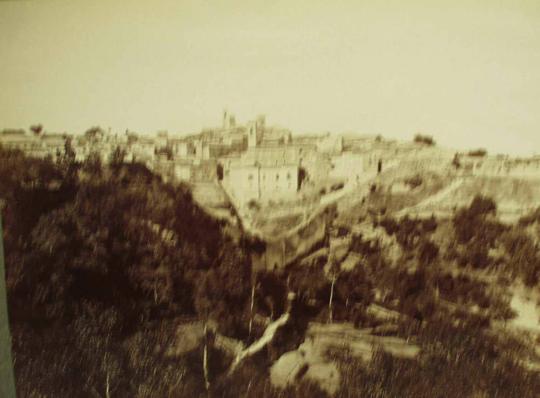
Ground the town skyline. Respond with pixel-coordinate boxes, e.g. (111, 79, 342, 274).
(2, 0, 540, 156)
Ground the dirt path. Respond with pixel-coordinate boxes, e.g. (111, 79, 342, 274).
(395, 177, 464, 217)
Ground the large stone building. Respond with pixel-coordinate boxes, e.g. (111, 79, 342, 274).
(225, 146, 300, 204)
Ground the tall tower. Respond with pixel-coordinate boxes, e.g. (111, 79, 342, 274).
(247, 121, 258, 148)
(256, 115, 266, 133)
(223, 110, 229, 129)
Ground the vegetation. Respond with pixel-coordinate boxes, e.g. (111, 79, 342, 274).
(404, 174, 423, 189)
(468, 148, 488, 157)
(3, 144, 540, 397)
(413, 134, 435, 146)
(332, 318, 540, 398)
(1, 147, 252, 396)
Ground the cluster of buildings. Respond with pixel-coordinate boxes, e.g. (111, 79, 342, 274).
(0, 115, 357, 205)
(3, 112, 444, 207)
(0, 127, 154, 164)
(0, 130, 69, 160)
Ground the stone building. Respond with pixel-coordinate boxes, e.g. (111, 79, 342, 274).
(0, 132, 41, 153)
(226, 146, 300, 204)
(329, 153, 366, 184)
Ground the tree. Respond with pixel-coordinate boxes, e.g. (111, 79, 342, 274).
(468, 149, 487, 157)
(288, 265, 329, 307)
(109, 146, 126, 168)
(84, 126, 105, 147)
(194, 246, 252, 337)
(30, 124, 43, 136)
(418, 240, 439, 266)
(453, 195, 497, 244)
(414, 134, 435, 146)
(57, 136, 77, 173)
(256, 272, 287, 319)
(5, 152, 258, 396)
(298, 167, 308, 189)
(216, 163, 224, 180)
(327, 259, 338, 323)
(468, 195, 497, 217)
(501, 230, 540, 286)
(452, 153, 461, 169)
(335, 266, 373, 324)
(82, 151, 103, 176)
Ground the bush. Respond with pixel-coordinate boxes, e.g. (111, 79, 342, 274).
(404, 174, 423, 189)
(518, 207, 540, 226)
(413, 134, 435, 146)
(247, 199, 260, 211)
(379, 216, 438, 250)
(468, 148, 487, 157)
(453, 195, 498, 244)
(418, 239, 439, 266)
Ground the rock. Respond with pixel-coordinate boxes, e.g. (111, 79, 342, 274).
(270, 350, 307, 388)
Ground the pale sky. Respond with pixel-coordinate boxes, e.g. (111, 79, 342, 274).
(1, 0, 539, 155)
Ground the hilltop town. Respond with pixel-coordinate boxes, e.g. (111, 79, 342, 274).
(3, 112, 540, 217)
(3, 0, 540, 396)
(3, 114, 540, 397)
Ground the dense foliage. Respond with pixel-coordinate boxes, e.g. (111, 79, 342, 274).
(2, 145, 540, 397)
(413, 134, 435, 146)
(1, 148, 251, 397)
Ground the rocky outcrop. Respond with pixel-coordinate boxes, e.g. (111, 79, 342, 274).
(270, 321, 420, 396)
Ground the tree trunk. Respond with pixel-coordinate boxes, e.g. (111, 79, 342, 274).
(329, 276, 336, 324)
(105, 372, 110, 398)
(248, 281, 256, 336)
(203, 322, 210, 392)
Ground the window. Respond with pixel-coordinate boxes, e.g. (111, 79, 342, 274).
(287, 172, 291, 180)
(276, 173, 279, 181)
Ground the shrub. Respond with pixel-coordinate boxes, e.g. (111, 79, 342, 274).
(467, 148, 487, 157)
(404, 174, 423, 189)
(418, 239, 439, 266)
(413, 134, 435, 146)
(247, 199, 260, 211)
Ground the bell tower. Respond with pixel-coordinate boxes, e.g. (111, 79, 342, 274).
(223, 110, 228, 129)
(247, 121, 257, 148)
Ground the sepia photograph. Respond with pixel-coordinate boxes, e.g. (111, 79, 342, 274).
(1, 0, 540, 397)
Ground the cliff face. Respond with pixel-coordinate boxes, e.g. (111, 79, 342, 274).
(251, 206, 331, 271)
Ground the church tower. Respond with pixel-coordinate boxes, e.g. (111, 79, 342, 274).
(247, 121, 258, 148)
(223, 110, 229, 129)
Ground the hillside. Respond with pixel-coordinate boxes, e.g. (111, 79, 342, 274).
(4, 146, 540, 398)
(1, 148, 253, 397)
(404, 176, 540, 221)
